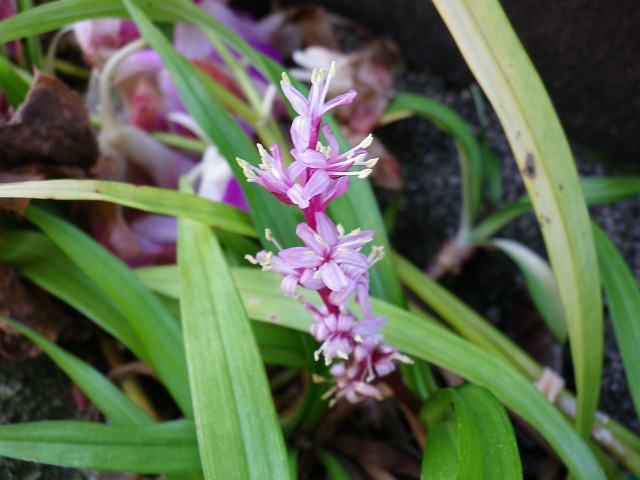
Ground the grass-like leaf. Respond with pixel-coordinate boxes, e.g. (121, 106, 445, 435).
(422, 385, 522, 479)
(384, 92, 483, 233)
(0, 179, 256, 237)
(491, 238, 566, 343)
(23, 205, 192, 416)
(593, 223, 640, 418)
(177, 180, 290, 480)
(0, 316, 153, 426)
(0, 55, 30, 107)
(150, 264, 603, 478)
(432, 0, 602, 438)
(0, 420, 199, 473)
(473, 176, 640, 241)
(315, 450, 350, 479)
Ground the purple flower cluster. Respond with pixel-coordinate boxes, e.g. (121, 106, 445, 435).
(239, 63, 407, 404)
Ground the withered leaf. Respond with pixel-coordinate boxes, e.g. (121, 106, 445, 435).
(0, 71, 98, 173)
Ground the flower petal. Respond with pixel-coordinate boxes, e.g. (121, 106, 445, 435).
(321, 261, 348, 291)
(314, 212, 339, 246)
(279, 247, 320, 268)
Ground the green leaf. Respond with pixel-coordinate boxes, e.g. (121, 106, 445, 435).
(384, 92, 483, 233)
(176, 179, 289, 480)
(15, 0, 44, 70)
(0, 55, 31, 107)
(491, 238, 566, 343)
(231, 268, 603, 479)
(432, 0, 602, 438)
(0, 420, 200, 473)
(0, 179, 256, 237)
(422, 385, 523, 479)
(316, 450, 350, 480)
(135, 265, 311, 368)
(251, 322, 311, 369)
(473, 177, 640, 242)
(0, 316, 153, 426)
(22, 205, 192, 416)
(593, 223, 640, 418)
(422, 412, 459, 479)
(130, 263, 605, 478)
(580, 176, 640, 205)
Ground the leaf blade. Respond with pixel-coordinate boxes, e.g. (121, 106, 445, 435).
(177, 181, 289, 480)
(431, 0, 603, 438)
(0, 180, 256, 237)
(0, 420, 200, 473)
(23, 205, 192, 416)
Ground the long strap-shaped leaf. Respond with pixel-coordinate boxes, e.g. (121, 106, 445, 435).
(421, 384, 522, 479)
(0, 420, 199, 473)
(431, 0, 602, 439)
(177, 181, 289, 480)
(593, 223, 640, 418)
(23, 205, 192, 416)
(142, 265, 604, 479)
(0, 230, 145, 358)
(0, 179, 255, 237)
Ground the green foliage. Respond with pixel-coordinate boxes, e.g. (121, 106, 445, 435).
(421, 385, 522, 479)
(0, 420, 200, 473)
(176, 180, 289, 480)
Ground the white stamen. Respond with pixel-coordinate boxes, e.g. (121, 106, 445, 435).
(281, 72, 291, 87)
(236, 158, 257, 179)
(311, 67, 325, 84)
(357, 134, 374, 150)
(265, 229, 273, 241)
(330, 170, 372, 178)
(337, 224, 345, 238)
(328, 61, 336, 79)
(357, 169, 373, 179)
(256, 143, 272, 167)
(244, 254, 258, 265)
(365, 157, 379, 168)
(314, 233, 325, 243)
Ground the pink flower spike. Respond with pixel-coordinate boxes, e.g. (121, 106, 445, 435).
(311, 312, 358, 364)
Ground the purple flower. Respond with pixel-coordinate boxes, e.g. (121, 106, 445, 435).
(237, 144, 330, 209)
(324, 336, 408, 405)
(310, 311, 358, 365)
(284, 212, 373, 296)
(281, 64, 356, 148)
